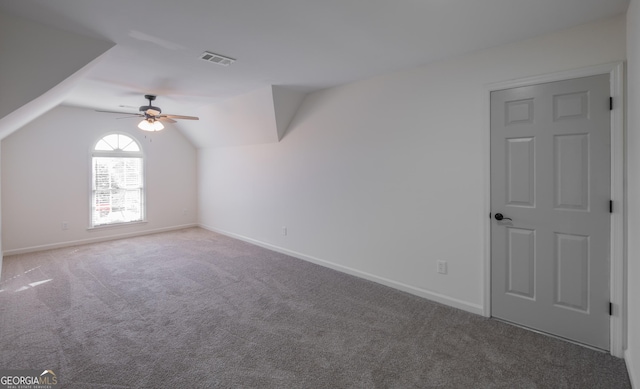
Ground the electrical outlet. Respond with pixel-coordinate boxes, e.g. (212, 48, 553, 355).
(282, 226, 287, 236)
(437, 260, 448, 274)
(61, 222, 69, 230)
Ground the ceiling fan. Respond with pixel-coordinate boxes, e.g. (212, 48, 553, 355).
(96, 95, 199, 131)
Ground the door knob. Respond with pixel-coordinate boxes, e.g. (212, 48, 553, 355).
(494, 213, 512, 221)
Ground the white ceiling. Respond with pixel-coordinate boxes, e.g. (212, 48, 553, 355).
(0, 0, 630, 122)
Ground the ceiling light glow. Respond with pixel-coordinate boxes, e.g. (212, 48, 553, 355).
(138, 119, 164, 131)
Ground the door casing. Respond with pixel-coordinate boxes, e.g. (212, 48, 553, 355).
(483, 62, 625, 357)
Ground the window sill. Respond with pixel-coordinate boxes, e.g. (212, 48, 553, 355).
(87, 220, 148, 231)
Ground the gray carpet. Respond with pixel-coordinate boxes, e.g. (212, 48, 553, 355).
(0, 227, 630, 388)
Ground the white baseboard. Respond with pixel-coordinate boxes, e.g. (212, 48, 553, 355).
(626, 349, 638, 389)
(199, 224, 484, 316)
(2, 224, 198, 256)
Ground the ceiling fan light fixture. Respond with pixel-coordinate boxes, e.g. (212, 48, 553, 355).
(138, 119, 164, 132)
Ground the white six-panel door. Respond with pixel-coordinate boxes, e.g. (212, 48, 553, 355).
(490, 74, 611, 350)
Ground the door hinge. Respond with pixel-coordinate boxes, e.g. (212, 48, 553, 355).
(610, 200, 613, 213)
(610, 97, 613, 111)
(489, 212, 492, 219)
(609, 302, 613, 316)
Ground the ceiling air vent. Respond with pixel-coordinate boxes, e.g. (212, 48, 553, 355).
(199, 51, 235, 66)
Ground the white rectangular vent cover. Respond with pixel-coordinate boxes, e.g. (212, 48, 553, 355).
(199, 51, 235, 66)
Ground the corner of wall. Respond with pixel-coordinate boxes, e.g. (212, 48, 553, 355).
(0, 145, 3, 280)
(626, 349, 638, 388)
(626, 0, 640, 385)
(272, 86, 307, 141)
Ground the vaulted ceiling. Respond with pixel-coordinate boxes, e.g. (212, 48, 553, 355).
(0, 0, 630, 147)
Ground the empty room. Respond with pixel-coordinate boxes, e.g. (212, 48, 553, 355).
(0, 0, 639, 387)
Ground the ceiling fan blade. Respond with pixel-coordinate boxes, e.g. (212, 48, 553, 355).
(158, 117, 177, 124)
(146, 108, 161, 116)
(161, 114, 199, 120)
(96, 109, 141, 115)
(116, 115, 144, 119)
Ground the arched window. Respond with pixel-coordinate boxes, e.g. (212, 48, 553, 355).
(91, 133, 144, 227)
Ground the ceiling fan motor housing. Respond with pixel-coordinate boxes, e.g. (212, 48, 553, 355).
(139, 105, 162, 114)
(140, 94, 161, 114)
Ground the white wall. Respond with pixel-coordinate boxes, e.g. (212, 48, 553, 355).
(626, 0, 640, 386)
(1, 105, 197, 254)
(0, 147, 2, 276)
(199, 15, 626, 314)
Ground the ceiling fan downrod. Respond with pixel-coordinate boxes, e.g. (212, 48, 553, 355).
(141, 94, 161, 115)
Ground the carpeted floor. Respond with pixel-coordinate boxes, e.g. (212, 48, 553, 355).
(0, 227, 630, 388)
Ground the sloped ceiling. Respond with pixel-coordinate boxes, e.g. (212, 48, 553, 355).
(0, 0, 630, 147)
(182, 85, 305, 149)
(0, 12, 114, 139)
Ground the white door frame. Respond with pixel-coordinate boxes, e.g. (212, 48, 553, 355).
(483, 62, 625, 357)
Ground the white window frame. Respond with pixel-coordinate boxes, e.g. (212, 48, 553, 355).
(89, 133, 146, 229)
